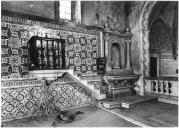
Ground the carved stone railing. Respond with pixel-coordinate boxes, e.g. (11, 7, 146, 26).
(145, 77, 178, 104)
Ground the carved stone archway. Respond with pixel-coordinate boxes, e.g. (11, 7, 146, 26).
(141, 1, 157, 81)
(130, 1, 157, 95)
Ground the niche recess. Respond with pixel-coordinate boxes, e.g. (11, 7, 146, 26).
(111, 43, 127, 69)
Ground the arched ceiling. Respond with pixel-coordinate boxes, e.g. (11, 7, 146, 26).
(148, 1, 177, 30)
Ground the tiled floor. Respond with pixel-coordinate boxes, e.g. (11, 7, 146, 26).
(2, 105, 138, 127)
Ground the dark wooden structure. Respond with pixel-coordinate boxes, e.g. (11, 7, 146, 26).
(28, 36, 66, 70)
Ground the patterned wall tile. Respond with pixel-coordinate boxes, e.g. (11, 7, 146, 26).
(1, 86, 44, 120)
(1, 16, 99, 79)
(149, 19, 178, 76)
(160, 59, 178, 76)
(1, 77, 93, 121)
(48, 83, 92, 110)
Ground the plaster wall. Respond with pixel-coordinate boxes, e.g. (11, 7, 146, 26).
(128, 1, 156, 95)
(81, 1, 126, 30)
(1, 1, 55, 19)
(128, 1, 146, 74)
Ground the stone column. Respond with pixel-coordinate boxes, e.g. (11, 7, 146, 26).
(75, 1, 81, 24)
(104, 32, 110, 71)
(100, 31, 104, 57)
(126, 39, 132, 69)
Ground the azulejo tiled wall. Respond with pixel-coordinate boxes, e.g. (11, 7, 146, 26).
(1, 15, 100, 79)
(149, 18, 178, 76)
(1, 79, 45, 121)
(160, 59, 178, 76)
(1, 77, 93, 121)
(1, 15, 97, 121)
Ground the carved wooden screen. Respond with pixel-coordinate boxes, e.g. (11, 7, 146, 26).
(28, 36, 66, 70)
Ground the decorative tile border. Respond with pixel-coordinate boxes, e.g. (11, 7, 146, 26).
(80, 75, 101, 80)
(1, 15, 99, 35)
(1, 79, 44, 88)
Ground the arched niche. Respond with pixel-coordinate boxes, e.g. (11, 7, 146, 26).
(111, 43, 121, 68)
(109, 41, 127, 70)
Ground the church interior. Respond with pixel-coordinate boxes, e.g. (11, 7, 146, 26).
(1, 1, 178, 127)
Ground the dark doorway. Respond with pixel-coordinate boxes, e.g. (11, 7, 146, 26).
(150, 57, 158, 77)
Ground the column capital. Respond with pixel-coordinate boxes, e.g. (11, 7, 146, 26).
(104, 33, 110, 41)
(125, 39, 132, 43)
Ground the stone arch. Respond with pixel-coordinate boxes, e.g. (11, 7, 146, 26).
(141, 1, 157, 78)
(106, 37, 127, 71)
(149, 17, 173, 55)
(130, 1, 157, 95)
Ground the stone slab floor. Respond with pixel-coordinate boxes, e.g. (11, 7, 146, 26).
(2, 105, 138, 127)
(109, 100, 178, 127)
(2, 100, 178, 127)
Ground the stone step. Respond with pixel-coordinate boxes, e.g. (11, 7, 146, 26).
(88, 84, 95, 90)
(102, 95, 157, 109)
(103, 101, 121, 109)
(158, 95, 178, 105)
(93, 89, 101, 94)
(121, 95, 158, 108)
(68, 72, 106, 100)
(93, 93, 106, 100)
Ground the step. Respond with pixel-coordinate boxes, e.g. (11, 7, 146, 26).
(93, 89, 101, 94)
(88, 84, 95, 90)
(103, 101, 122, 109)
(93, 93, 106, 100)
(121, 95, 158, 108)
(158, 96, 178, 105)
(101, 95, 158, 109)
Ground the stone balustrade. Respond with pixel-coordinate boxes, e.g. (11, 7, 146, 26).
(145, 77, 178, 104)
